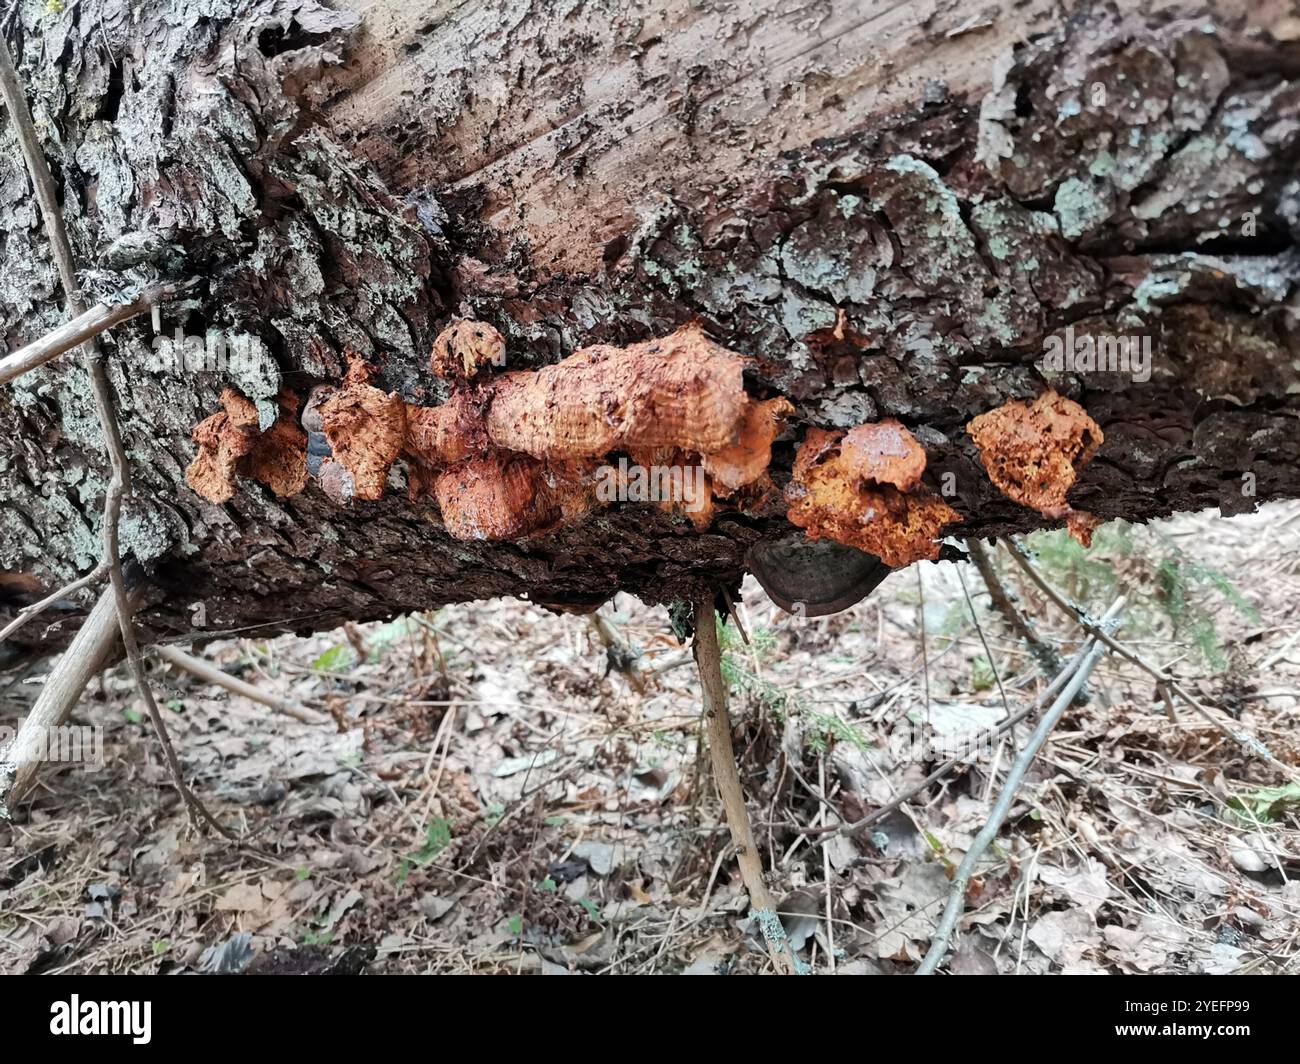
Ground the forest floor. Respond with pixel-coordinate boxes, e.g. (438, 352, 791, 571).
(3, 504, 1300, 975)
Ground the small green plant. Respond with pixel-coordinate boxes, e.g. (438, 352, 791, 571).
(1022, 523, 1258, 672)
(311, 644, 355, 672)
(970, 655, 996, 692)
(805, 710, 872, 754)
(396, 818, 453, 885)
(1227, 783, 1300, 824)
(717, 617, 797, 715)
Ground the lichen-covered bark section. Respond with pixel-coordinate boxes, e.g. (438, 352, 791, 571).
(0, 2, 1298, 646)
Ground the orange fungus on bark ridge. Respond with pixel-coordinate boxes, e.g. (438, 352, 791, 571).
(318, 357, 407, 501)
(785, 419, 958, 567)
(485, 322, 750, 460)
(966, 390, 1104, 546)
(186, 389, 260, 504)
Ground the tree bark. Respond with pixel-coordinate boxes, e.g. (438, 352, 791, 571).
(1, 0, 1298, 649)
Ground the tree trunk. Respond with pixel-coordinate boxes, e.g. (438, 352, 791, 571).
(1, 0, 1298, 649)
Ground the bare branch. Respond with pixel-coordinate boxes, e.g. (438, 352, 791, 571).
(809, 636, 1098, 842)
(588, 610, 647, 694)
(966, 538, 1063, 676)
(0, 560, 110, 646)
(152, 643, 330, 726)
(1002, 537, 1298, 780)
(0, 280, 197, 386)
(0, 579, 142, 815)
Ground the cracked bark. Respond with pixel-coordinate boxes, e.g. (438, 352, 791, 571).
(1, 0, 1298, 652)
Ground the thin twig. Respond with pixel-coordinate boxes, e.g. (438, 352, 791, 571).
(0, 280, 196, 386)
(1002, 537, 1297, 779)
(0, 560, 110, 645)
(693, 596, 801, 975)
(966, 538, 1062, 676)
(915, 597, 1125, 974)
(916, 567, 931, 726)
(588, 610, 647, 694)
(151, 644, 329, 725)
(0, 37, 233, 838)
(955, 561, 1012, 724)
(818, 754, 835, 973)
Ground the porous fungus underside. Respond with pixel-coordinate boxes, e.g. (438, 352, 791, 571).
(966, 390, 1105, 545)
(784, 420, 960, 567)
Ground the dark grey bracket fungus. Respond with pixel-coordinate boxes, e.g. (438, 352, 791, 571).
(746, 536, 891, 618)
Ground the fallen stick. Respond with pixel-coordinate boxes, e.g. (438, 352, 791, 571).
(0, 281, 196, 386)
(0, 580, 143, 817)
(915, 597, 1124, 975)
(152, 644, 329, 726)
(588, 611, 647, 693)
(966, 538, 1062, 676)
(0, 561, 110, 646)
(693, 595, 802, 974)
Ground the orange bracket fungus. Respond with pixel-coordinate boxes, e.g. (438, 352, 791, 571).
(966, 390, 1104, 545)
(317, 358, 407, 502)
(186, 388, 308, 503)
(186, 389, 260, 504)
(240, 391, 311, 499)
(784, 418, 959, 568)
(703, 396, 795, 495)
(486, 322, 751, 460)
(406, 320, 790, 540)
(429, 318, 507, 382)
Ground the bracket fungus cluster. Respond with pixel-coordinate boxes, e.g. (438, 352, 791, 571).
(411, 322, 792, 537)
(187, 321, 794, 543)
(184, 326, 1111, 581)
(966, 390, 1105, 545)
(784, 418, 959, 568)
